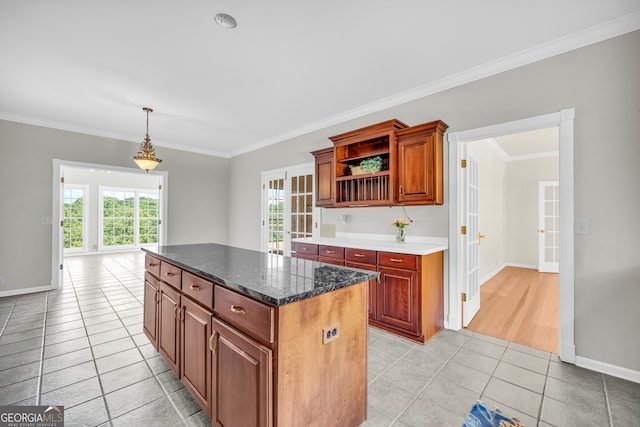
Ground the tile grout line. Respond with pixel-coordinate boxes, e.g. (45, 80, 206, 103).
(0, 298, 18, 338)
(35, 291, 49, 406)
(534, 353, 552, 427)
(388, 332, 473, 426)
(67, 263, 116, 427)
(86, 256, 188, 424)
(602, 374, 614, 427)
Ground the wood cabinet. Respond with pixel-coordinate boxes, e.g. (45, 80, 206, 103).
(311, 147, 334, 207)
(181, 297, 213, 416)
(295, 244, 444, 343)
(396, 120, 448, 205)
(143, 272, 160, 349)
(294, 242, 318, 261)
(312, 119, 448, 207)
(212, 318, 273, 427)
(159, 281, 181, 376)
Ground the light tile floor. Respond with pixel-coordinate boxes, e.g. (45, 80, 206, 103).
(0, 252, 638, 427)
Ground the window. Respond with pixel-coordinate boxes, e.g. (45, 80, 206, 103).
(63, 184, 88, 253)
(99, 186, 159, 251)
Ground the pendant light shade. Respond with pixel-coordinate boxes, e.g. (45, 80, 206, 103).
(132, 107, 162, 172)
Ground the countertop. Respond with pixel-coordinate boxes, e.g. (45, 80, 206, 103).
(143, 243, 377, 307)
(292, 235, 448, 256)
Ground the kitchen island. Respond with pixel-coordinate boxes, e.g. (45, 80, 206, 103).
(142, 243, 376, 427)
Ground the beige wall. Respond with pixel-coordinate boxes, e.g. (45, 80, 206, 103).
(0, 121, 230, 293)
(228, 31, 640, 372)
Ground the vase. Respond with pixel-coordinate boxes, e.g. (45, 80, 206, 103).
(395, 227, 405, 243)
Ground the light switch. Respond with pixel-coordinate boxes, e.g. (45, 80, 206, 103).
(41, 216, 53, 225)
(575, 218, 590, 235)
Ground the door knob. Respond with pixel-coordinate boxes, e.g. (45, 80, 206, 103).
(539, 229, 545, 233)
(478, 233, 486, 245)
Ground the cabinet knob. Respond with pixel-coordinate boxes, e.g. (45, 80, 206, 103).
(165, 272, 175, 277)
(354, 253, 365, 258)
(390, 258, 404, 263)
(325, 250, 335, 254)
(190, 284, 200, 291)
(148, 262, 158, 267)
(230, 305, 246, 315)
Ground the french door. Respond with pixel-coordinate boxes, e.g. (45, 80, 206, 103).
(538, 181, 560, 273)
(261, 163, 317, 256)
(462, 150, 481, 327)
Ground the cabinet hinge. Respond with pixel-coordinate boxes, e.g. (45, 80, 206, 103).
(60, 220, 64, 227)
(461, 159, 467, 168)
(158, 219, 162, 225)
(60, 177, 64, 183)
(461, 293, 467, 302)
(461, 226, 466, 235)
(59, 264, 64, 270)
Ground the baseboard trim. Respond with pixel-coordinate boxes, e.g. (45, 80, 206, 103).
(0, 285, 51, 298)
(505, 263, 538, 270)
(576, 355, 640, 384)
(480, 264, 506, 286)
(559, 341, 576, 364)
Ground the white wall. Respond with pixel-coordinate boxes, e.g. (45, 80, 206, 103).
(64, 167, 161, 252)
(227, 31, 640, 373)
(0, 121, 230, 294)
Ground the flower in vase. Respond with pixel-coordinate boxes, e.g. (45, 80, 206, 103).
(391, 217, 411, 229)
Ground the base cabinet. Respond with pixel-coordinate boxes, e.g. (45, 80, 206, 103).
(212, 318, 272, 427)
(377, 266, 419, 334)
(181, 297, 213, 416)
(159, 282, 181, 376)
(143, 273, 160, 349)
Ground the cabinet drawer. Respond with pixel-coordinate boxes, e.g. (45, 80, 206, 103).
(319, 257, 345, 266)
(145, 254, 161, 277)
(295, 242, 318, 256)
(377, 252, 419, 270)
(214, 286, 274, 344)
(319, 245, 344, 259)
(160, 261, 182, 289)
(182, 271, 214, 308)
(345, 248, 376, 265)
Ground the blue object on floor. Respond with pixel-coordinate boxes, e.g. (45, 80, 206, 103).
(462, 402, 523, 427)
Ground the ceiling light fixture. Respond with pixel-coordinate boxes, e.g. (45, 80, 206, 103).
(132, 107, 162, 172)
(214, 13, 237, 28)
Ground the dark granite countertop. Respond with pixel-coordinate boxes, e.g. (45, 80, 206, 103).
(143, 243, 377, 306)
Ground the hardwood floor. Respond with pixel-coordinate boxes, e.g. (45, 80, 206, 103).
(466, 266, 558, 353)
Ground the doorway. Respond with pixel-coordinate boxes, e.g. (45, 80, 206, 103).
(447, 109, 575, 363)
(260, 163, 319, 256)
(51, 159, 168, 290)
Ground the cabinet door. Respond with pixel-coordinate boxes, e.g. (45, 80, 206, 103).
(377, 266, 420, 335)
(159, 282, 181, 377)
(346, 261, 377, 320)
(397, 133, 435, 204)
(143, 274, 159, 350)
(312, 148, 334, 207)
(212, 318, 272, 427)
(181, 297, 213, 416)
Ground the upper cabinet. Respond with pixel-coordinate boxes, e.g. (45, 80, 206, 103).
(312, 119, 448, 207)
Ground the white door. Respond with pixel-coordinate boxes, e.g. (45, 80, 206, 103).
(463, 151, 481, 326)
(261, 164, 316, 256)
(538, 181, 560, 273)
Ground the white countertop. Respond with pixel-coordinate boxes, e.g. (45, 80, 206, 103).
(293, 233, 448, 256)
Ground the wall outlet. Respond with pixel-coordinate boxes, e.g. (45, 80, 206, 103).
(322, 323, 340, 345)
(0, 275, 5, 285)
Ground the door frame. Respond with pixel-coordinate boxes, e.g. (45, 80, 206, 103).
(51, 159, 168, 290)
(447, 108, 575, 363)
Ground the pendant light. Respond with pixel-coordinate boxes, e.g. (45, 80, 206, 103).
(132, 107, 162, 172)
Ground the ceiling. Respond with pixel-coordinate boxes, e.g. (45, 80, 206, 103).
(490, 127, 559, 161)
(1, 2, 638, 158)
